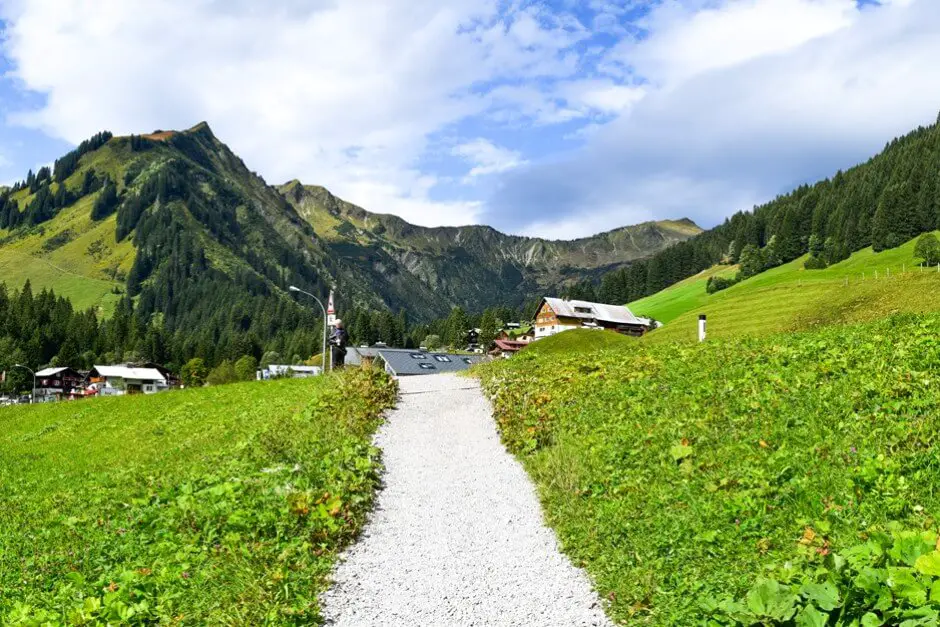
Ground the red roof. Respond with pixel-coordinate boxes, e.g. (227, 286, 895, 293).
(494, 339, 528, 352)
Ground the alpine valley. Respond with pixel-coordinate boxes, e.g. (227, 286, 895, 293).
(0, 123, 699, 366)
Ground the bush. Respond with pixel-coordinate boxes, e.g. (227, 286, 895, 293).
(180, 357, 208, 387)
(708, 528, 940, 625)
(207, 360, 237, 386)
(234, 355, 259, 381)
(803, 255, 828, 270)
(914, 233, 940, 266)
(707, 274, 740, 294)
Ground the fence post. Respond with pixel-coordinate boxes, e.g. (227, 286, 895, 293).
(698, 314, 707, 343)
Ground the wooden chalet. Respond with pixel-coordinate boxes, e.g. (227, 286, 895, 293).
(534, 297, 651, 339)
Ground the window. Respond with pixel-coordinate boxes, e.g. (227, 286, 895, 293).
(410, 353, 427, 360)
(418, 363, 436, 370)
(574, 306, 593, 314)
(433, 355, 451, 363)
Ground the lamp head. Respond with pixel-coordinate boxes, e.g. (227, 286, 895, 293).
(288, 286, 300, 293)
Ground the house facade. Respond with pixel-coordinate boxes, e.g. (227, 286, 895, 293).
(88, 366, 168, 396)
(34, 367, 85, 402)
(534, 298, 651, 339)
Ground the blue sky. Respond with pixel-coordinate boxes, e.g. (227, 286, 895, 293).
(1, 0, 939, 238)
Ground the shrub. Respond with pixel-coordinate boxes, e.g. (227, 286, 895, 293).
(234, 354, 259, 381)
(707, 274, 740, 293)
(206, 360, 237, 386)
(914, 233, 940, 266)
(803, 255, 828, 270)
(180, 357, 208, 387)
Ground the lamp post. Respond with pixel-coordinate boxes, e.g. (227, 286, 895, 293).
(13, 364, 36, 404)
(288, 286, 329, 374)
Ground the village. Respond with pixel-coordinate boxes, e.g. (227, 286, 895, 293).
(0, 297, 653, 406)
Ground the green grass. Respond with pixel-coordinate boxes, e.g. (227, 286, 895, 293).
(0, 193, 133, 315)
(632, 234, 940, 343)
(477, 313, 940, 624)
(0, 369, 397, 625)
(522, 329, 636, 356)
(630, 265, 737, 324)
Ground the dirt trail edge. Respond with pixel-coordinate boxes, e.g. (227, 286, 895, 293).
(321, 373, 612, 626)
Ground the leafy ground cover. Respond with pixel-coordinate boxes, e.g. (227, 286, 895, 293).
(632, 234, 940, 343)
(478, 323, 940, 625)
(0, 368, 396, 625)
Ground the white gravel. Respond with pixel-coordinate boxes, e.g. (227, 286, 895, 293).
(321, 373, 612, 627)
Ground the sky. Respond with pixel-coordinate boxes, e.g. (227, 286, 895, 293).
(0, 0, 938, 239)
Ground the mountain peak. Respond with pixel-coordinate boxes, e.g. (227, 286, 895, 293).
(186, 121, 214, 136)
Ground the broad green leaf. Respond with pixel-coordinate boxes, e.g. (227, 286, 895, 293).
(796, 604, 829, 627)
(887, 567, 928, 606)
(801, 581, 840, 611)
(746, 579, 797, 622)
(889, 533, 932, 567)
(861, 612, 883, 627)
(914, 551, 940, 577)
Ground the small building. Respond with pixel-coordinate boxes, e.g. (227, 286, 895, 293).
(534, 297, 651, 339)
(88, 366, 169, 396)
(489, 339, 529, 359)
(260, 364, 322, 380)
(376, 349, 483, 377)
(34, 367, 85, 402)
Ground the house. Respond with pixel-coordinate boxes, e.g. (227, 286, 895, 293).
(489, 339, 529, 359)
(33, 367, 85, 402)
(497, 324, 535, 344)
(533, 297, 652, 339)
(260, 364, 322, 379)
(87, 365, 169, 396)
(376, 348, 483, 377)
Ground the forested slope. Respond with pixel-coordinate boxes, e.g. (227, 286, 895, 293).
(594, 114, 940, 305)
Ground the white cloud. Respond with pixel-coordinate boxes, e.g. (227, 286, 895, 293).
(0, 0, 586, 228)
(453, 138, 527, 181)
(487, 0, 940, 237)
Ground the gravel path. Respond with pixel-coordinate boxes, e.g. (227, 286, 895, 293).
(321, 373, 611, 626)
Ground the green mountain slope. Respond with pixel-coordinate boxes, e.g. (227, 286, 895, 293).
(0, 125, 700, 333)
(594, 116, 940, 307)
(632, 231, 940, 342)
(279, 182, 700, 316)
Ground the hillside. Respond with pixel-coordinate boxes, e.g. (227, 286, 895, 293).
(594, 115, 940, 307)
(478, 314, 940, 624)
(632, 231, 940, 342)
(0, 369, 396, 623)
(0, 123, 699, 372)
(279, 181, 700, 314)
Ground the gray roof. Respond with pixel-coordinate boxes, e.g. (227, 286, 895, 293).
(543, 297, 643, 325)
(377, 350, 484, 376)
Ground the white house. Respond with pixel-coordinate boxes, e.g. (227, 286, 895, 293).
(88, 365, 168, 396)
(533, 297, 652, 339)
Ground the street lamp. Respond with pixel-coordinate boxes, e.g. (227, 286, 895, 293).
(13, 364, 36, 404)
(288, 286, 330, 374)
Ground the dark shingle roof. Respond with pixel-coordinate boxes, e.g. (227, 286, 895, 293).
(378, 350, 483, 376)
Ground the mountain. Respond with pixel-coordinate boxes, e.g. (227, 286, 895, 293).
(278, 181, 700, 316)
(0, 123, 698, 367)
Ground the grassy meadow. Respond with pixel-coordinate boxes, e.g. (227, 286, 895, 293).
(0, 369, 396, 625)
(631, 234, 940, 343)
(479, 322, 940, 624)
